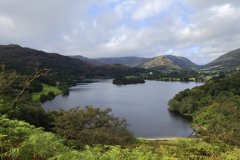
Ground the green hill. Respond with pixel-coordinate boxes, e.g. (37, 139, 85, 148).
(0, 44, 154, 78)
(95, 57, 153, 67)
(203, 48, 240, 69)
(0, 44, 93, 76)
(94, 56, 197, 69)
(142, 55, 197, 69)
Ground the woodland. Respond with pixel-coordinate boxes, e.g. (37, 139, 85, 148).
(0, 62, 240, 159)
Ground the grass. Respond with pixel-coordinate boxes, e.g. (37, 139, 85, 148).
(159, 78, 180, 81)
(126, 76, 137, 79)
(31, 83, 62, 101)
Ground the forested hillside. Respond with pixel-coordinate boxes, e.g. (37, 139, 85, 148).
(1, 60, 240, 159)
(168, 72, 240, 146)
(0, 44, 92, 77)
(0, 44, 157, 80)
(73, 55, 197, 70)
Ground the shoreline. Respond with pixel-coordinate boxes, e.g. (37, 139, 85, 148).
(146, 138, 179, 140)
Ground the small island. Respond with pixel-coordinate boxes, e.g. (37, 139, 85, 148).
(113, 76, 145, 84)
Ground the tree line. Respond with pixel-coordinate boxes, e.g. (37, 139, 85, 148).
(168, 71, 240, 146)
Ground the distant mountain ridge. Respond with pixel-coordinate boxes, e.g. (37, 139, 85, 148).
(0, 44, 153, 78)
(71, 55, 197, 69)
(1, 44, 240, 72)
(71, 48, 240, 70)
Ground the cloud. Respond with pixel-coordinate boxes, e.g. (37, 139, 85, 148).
(131, 0, 174, 20)
(0, 0, 240, 64)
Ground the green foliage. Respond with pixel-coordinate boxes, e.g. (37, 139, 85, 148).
(51, 106, 134, 147)
(47, 91, 56, 99)
(169, 71, 240, 147)
(1, 113, 240, 159)
(28, 80, 43, 93)
(113, 76, 145, 84)
(39, 93, 48, 101)
(31, 83, 62, 101)
(0, 99, 19, 118)
(0, 114, 70, 159)
(61, 85, 69, 95)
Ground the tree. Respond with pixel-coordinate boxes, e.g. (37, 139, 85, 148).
(51, 106, 134, 148)
(62, 85, 69, 95)
(39, 94, 48, 102)
(47, 91, 55, 99)
(0, 63, 18, 95)
(12, 63, 52, 118)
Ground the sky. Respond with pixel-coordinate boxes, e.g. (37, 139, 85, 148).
(0, 0, 240, 65)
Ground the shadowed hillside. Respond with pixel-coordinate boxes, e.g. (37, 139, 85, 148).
(0, 45, 154, 78)
(73, 55, 197, 70)
(0, 44, 93, 76)
(96, 57, 153, 67)
(70, 55, 105, 66)
(203, 48, 240, 69)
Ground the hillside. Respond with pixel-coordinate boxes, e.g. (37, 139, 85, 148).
(203, 48, 240, 69)
(0, 45, 153, 78)
(95, 57, 153, 67)
(69, 55, 105, 66)
(72, 47, 240, 71)
(142, 55, 197, 69)
(72, 55, 195, 70)
(0, 44, 93, 76)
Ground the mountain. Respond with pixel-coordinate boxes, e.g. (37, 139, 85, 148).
(69, 55, 105, 66)
(95, 57, 153, 67)
(203, 48, 240, 69)
(142, 55, 197, 69)
(0, 44, 154, 78)
(0, 44, 93, 76)
(95, 55, 197, 69)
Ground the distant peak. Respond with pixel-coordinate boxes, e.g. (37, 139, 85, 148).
(8, 44, 21, 47)
(0, 44, 21, 48)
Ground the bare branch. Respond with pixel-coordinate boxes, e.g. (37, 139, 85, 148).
(12, 66, 53, 119)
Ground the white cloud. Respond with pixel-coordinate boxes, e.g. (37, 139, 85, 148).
(93, 21, 97, 28)
(104, 35, 127, 48)
(210, 4, 234, 18)
(0, 0, 240, 64)
(0, 16, 15, 29)
(132, 0, 173, 20)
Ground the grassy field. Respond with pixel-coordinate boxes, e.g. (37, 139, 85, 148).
(31, 83, 62, 101)
(126, 76, 137, 78)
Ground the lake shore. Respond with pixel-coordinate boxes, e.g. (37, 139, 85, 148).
(146, 138, 178, 140)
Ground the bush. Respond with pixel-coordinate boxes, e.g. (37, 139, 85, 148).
(62, 85, 69, 95)
(51, 106, 134, 146)
(47, 91, 55, 99)
(39, 94, 48, 102)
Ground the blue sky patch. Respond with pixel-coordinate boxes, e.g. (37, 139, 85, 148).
(88, 4, 105, 17)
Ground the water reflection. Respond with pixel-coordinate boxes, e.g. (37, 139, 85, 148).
(167, 109, 192, 123)
(41, 80, 203, 138)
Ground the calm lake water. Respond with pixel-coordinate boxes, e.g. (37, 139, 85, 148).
(41, 79, 203, 138)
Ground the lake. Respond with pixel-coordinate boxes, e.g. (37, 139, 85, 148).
(41, 79, 203, 138)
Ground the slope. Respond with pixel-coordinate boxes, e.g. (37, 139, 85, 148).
(203, 48, 240, 69)
(142, 55, 197, 69)
(69, 55, 105, 66)
(96, 57, 153, 67)
(0, 44, 93, 76)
